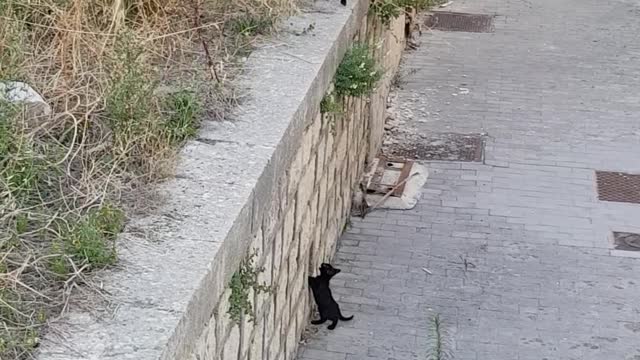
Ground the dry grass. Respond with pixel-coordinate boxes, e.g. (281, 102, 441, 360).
(0, 0, 298, 358)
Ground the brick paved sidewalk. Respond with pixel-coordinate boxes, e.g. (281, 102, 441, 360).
(297, 0, 640, 359)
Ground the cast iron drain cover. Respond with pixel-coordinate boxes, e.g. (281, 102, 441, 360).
(365, 157, 414, 197)
(425, 12, 495, 33)
(596, 171, 640, 204)
(613, 232, 640, 251)
(383, 133, 484, 162)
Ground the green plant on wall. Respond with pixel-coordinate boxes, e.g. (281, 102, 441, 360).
(370, 0, 402, 25)
(320, 92, 342, 114)
(334, 44, 382, 98)
(228, 250, 271, 323)
(371, 0, 445, 25)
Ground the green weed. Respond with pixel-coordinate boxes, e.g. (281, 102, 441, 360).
(228, 250, 271, 323)
(106, 32, 153, 137)
(0, 101, 47, 202)
(165, 91, 201, 144)
(0, 100, 18, 155)
(14, 214, 28, 234)
(320, 92, 342, 114)
(229, 15, 275, 37)
(0, 10, 25, 80)
(370, 0, 402, 25)
(58, 204, 125, 269)
(0, 288, 40, 355)
(334, 44, 382, 97)
(371, 0, 446, 24)
(48, 254, 69, 277)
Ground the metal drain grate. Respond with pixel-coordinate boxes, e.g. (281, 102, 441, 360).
(613, 232, 640, 251)
(365, 157, 414, 197)
(383, 133, 485, 162)
(596, 171, 640, 204)
(425, 12, 495, 33)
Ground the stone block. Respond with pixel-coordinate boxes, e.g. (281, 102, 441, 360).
(281, 201, 296, 267)
(272, 227, 283, 282)
(275, 267, 289, 326)
(267, 318, 281, 360)
(256, 248, 273, 316)
(264, 181, 284, 243)
(336, 133, 348, 168)
(286, 238, 299, 293)
(309, 190, 319, 229)
(239, 291, 255, 358)
(284, 317, 297, 360)
(295, 158, 317, 226)
(264, 299, 275, 342)
(287, 149, 304, 198)
(326, 158, 336, 193)
(325, 126, 335, 157)
(294, 290, 309, 340)
(223, 325, 240, 360)
(215, 288, 233, 350)
(193, 312, 216, 360)
(309, 225, 322, 275)
(298, 209, 314, 264)
(303, 114, 321, 162)
(249, 228, 264, 262)
(269, 334, 281, 360)
(315, 136, 327, 184)
(248, 317, 265, 360)
(317, 174, 329, 215)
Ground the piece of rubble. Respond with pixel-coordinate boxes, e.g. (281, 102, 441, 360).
(0, 81, 51, 124)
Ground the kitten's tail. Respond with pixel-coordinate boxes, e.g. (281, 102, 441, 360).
(339, 314, 354, 321)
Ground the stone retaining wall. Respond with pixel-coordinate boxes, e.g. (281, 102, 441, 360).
(37, 1, 406, 359)
(191, 13, 407, 360)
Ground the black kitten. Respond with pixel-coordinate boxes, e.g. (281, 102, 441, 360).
(308, 263, 354, 330)
(341, 0, 346, 5)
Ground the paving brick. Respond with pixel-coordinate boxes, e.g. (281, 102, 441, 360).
(297, 0, 640, 359)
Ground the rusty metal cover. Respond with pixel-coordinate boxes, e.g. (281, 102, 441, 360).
(366, 157, 414, 197)
(425, 12, 494, 33)
(383, 133, 484, 162)
(596, 171, 640, 204)
(613, 232, 640, 251)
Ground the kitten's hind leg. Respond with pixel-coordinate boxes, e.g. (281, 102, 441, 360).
(311, 318, 327, 325)
(327, 319, 338, 330)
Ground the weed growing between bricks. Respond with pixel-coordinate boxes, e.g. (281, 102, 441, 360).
(228, 251, 271, 323)
(428, 314, 452, 360)
(320, 92, 343, 115)
(0, 0, 297, 358)
(334, 44, 383, 97)
(321, 43, 382, 132)
(370, 0, 446, 25)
